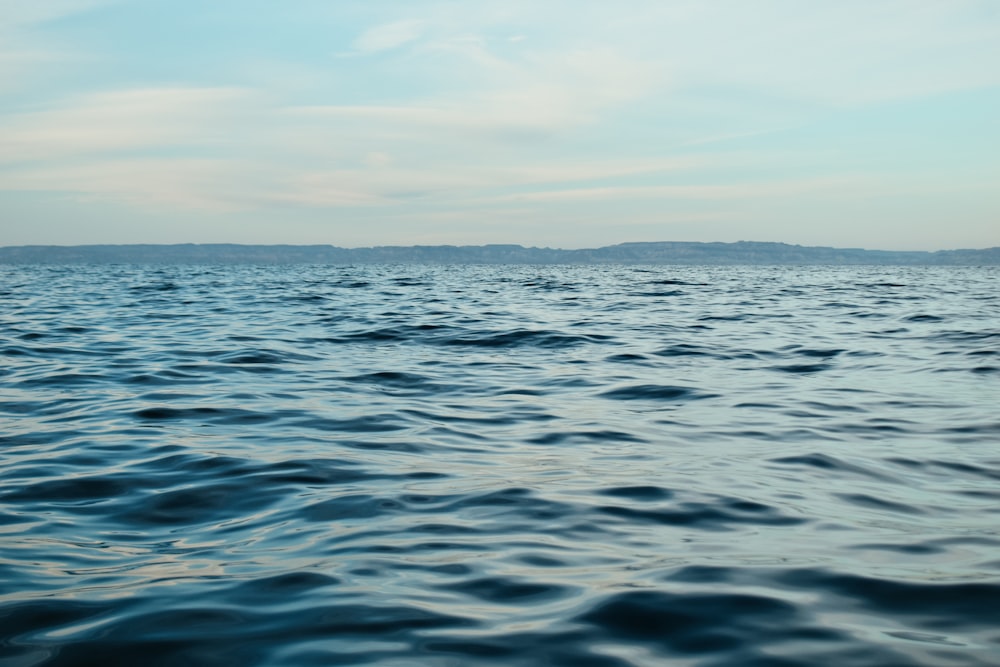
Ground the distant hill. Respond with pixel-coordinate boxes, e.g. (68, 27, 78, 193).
(0, 241, 997, 265)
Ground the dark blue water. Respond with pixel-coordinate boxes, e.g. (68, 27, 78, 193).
(1, 264, 998, 666)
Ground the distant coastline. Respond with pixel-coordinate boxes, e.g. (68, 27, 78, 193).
(1, 241, 998, 265)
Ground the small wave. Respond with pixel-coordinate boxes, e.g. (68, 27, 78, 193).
(577, 589, 810, 653)
(134, 406, 282, 424)
(598, 485, 674, 501)
(129, 281, 179, 292)
(834, 492, 926, 515)
(646, 278, 706, 286)
(776, 569, 1000, 628)
(652, 343, 716, 358)
(345, 371, 464, 394)
(600, 384, 717, 401)
(596, 497, 805, 529)
(441, 329, 613, 349)
(769, 453, 894, 481)
(771, 363, 832, 373)
(630, 289, 685, 297)
(528, 429, 648, 445)
(436, 576, 574, 605)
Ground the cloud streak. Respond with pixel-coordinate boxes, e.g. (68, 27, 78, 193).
(0, 87, 251, 162)
(351, 20, 425, 54)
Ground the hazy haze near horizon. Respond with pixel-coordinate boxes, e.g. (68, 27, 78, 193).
(1, 1, 998, 250)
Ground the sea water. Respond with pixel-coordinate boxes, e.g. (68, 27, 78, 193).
(1, 264, 998, 666)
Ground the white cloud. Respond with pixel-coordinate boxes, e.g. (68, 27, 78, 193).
(352, 20, 425, 54)
(363, 152, 393, 168)
(624, 0, 1000, 106)
(263, 156, 714, 209)
(0, 0, 114, 30)
(0, 0, 114, 93)
(291, 45, 663, 141)
(0, 87, 251, 162)
(489, 172, 991, 206)
(0, 77, 720, 213)
(2, 158, 267, 211)
(494, 178, 867, 204)
(0, 49, 60, 93)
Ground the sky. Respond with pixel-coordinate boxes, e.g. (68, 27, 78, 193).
(1, 0, 998, 250)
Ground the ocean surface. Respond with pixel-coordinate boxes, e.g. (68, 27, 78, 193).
(1, 263, 998, 667)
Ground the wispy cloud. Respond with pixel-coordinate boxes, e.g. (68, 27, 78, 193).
(351, 20, 425, 54)
(265, 156, 717, 209)
(493, 177, 869, 204)
(0, 0, 114, 29)
(294, 46, 662, 141)
(633, 0, 1000, 106)
(0, 87, 251, 162)
(0, 0, 113, 94)
(3, 158, 266, 211)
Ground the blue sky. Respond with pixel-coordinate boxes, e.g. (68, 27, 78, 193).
(1, 0, 998, 249)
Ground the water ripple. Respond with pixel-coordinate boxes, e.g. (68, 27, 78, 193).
(1, 264, 998, 666)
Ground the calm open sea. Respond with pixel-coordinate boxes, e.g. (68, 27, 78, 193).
(1, 264, 998, 666)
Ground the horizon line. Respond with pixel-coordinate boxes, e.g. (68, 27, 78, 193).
(3, 240, 999, 253)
